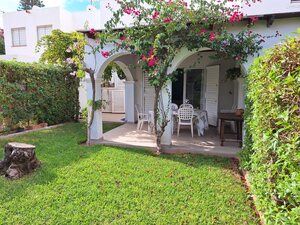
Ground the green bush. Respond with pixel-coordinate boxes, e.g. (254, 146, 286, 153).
(0, 60, 79, 129)
(240, 32, 300, 224)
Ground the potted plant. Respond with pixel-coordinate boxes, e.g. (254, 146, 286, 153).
(226, 67, 242, 80)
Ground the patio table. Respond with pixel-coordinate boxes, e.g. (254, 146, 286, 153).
(173, 109, 208, 136)
(219, 112, 243, 147)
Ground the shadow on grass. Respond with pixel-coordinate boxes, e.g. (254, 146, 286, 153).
(0, 122, 229, 203)
(95, 144, 231, 170)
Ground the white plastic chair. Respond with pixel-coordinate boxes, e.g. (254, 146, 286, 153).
(171, 103, 178, 111)
(148, 110, 155, 133)
(177, 107, 194, 137)
(135, 104, 149, 130)
(179, 103, 193, 109)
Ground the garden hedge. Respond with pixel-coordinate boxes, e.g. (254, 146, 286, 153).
(0, 60, 79, 130)
(241, 32, 300, 224)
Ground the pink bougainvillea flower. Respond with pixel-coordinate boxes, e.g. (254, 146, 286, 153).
(148, 57, 158, 67)
(229, 11, 243, 23)
(101, 51, 110, 58)
(163, 17, 173, 23)
(123, 6, 132, 15)
(89, 28, 96, 35)
(152, 11, 160, 20)
(199, 29, 207, 35)
(249, 16, 259, 22)
(209, 32, 217, 41)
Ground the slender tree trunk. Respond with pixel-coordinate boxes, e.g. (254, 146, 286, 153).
(154, 86, 162, 152)
(153, 83, 169, 153)
(87, 72, 96, 146)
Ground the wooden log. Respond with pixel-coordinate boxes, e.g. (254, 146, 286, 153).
(0, 142, 41, 179)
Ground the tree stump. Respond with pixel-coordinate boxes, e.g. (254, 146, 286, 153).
(0, 142, 41, 180)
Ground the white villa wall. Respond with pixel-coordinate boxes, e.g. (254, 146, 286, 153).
(242, 0, 300, 16)
(2, 7, 63, 61)
(0, 7, 103, 110)
(72, 10, 101, 30)
(227, 17, 300, 70)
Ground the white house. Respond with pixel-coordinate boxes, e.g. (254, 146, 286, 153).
(1, 1, 299, 147)
(0, 4, 126, 111)
(82, 0, 300, 146)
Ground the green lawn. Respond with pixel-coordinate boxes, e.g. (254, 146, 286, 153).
(0, 123, 258, 224)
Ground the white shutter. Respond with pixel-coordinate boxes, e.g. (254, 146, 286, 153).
(143, 74, 155, 113)
(205, 65, 220, 126)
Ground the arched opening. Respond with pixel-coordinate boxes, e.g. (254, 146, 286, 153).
(166, 48, 242, 141)
(96, 53, 136, 124)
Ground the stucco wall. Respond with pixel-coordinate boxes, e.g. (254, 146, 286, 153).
(242, 0, 300, 16)
(3, 7, 63, 60)
(227, 17, 300, 70)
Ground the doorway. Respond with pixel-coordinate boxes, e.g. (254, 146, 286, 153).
(172, 69, 203, 108)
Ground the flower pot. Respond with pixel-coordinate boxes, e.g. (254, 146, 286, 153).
(235, 109, 244, 117)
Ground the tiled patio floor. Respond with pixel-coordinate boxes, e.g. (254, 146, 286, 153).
(102, 113, 125, 123)
(102, 123, 241, 158)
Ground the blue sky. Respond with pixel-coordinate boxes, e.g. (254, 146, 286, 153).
(0, 0, 100, 27)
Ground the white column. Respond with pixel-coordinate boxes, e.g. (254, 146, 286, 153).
(87, 78, 103, 140)
(236, 77, 245, 109)
(124, 81, 135, 123)
(161, 80, 172, 146)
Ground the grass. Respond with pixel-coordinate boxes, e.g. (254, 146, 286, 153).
(0, 122, 259, 224)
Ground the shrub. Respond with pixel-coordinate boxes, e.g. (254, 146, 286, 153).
(0, 60, 79, 130)
(240, 31, 300, 224)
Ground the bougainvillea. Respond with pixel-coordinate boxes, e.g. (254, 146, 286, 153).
(92, 0, 264, 150)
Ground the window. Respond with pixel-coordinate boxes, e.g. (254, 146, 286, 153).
(37, 25, 52, 40)
(11, 27, 26, 47)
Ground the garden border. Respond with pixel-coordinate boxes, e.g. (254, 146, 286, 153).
(0, 123, 66, 140)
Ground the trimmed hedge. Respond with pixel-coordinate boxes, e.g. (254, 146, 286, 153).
(0, 60, 79, 129)
(240, 32, 300, 224)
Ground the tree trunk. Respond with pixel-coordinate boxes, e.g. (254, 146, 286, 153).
(87, 72, 96, 146)
(0, 142, 41, 180)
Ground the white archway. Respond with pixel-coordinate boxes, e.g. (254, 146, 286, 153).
(96, 52, 132, 80)
(161, 47, 212, 145)
(96, 52, 136, 124)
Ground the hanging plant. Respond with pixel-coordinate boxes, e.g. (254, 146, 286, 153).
(226, 67, 242, 80)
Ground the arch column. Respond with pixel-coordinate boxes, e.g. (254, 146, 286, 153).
(161, 80, 172, 146)
(124, 81, 135, 123)
(87, 78, 103, 141)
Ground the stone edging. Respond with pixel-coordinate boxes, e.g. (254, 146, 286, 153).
(0, 123, 66, 140)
